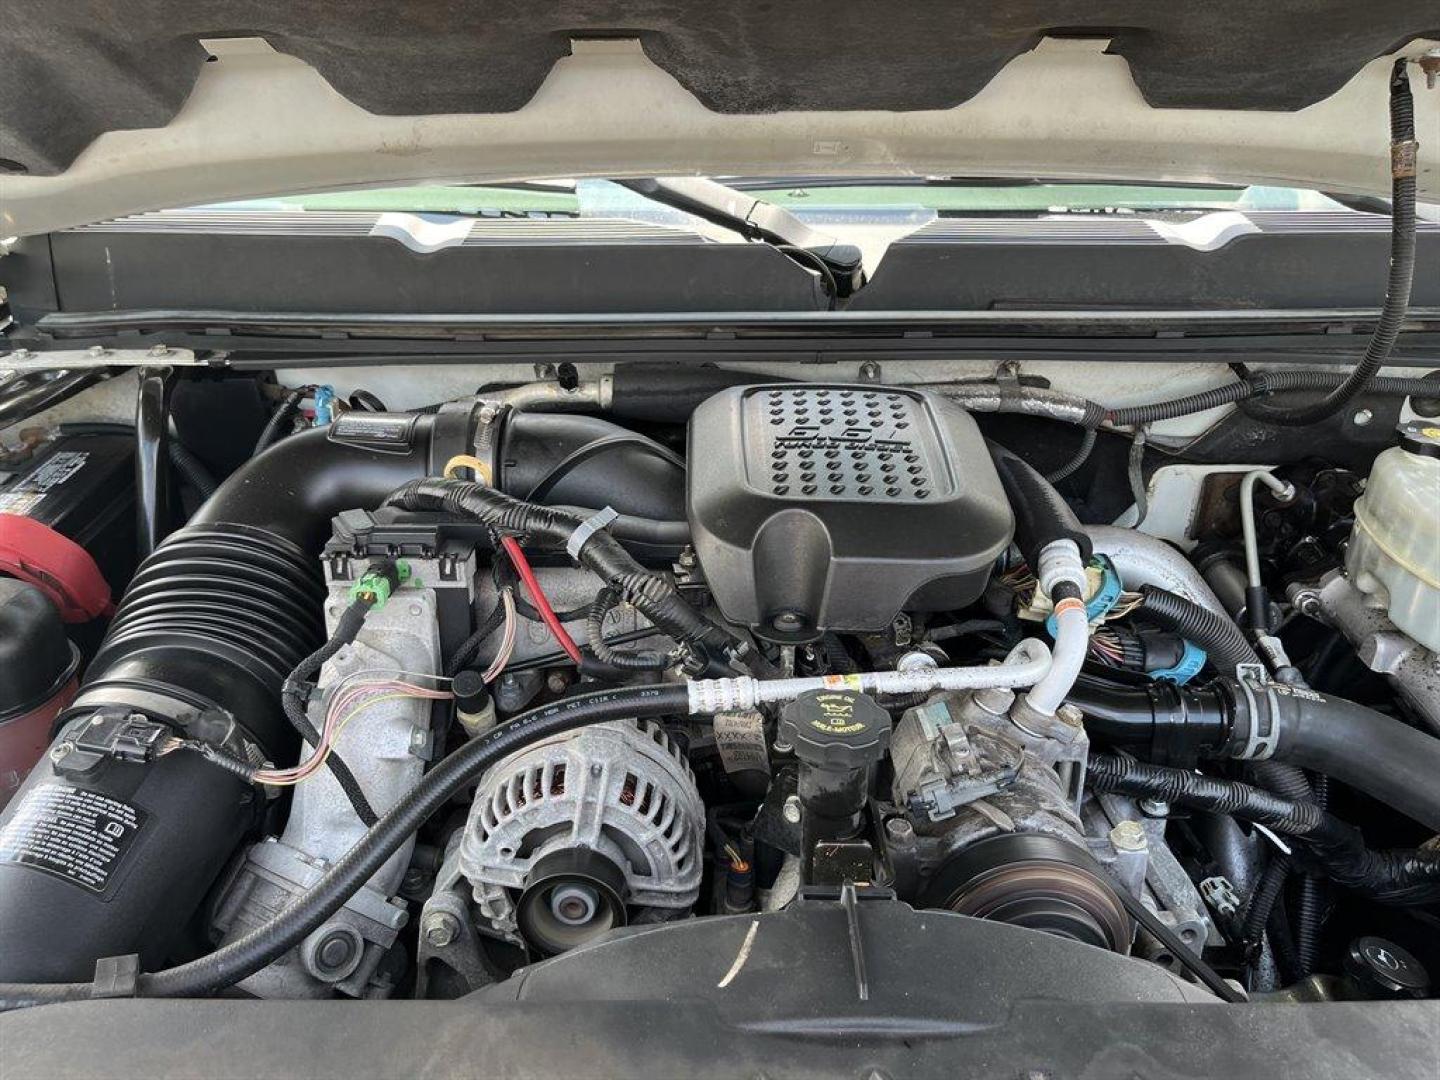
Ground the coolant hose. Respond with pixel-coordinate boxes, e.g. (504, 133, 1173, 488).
(1064, 677, 1232, 765)
(1136, 585, 1260, 674)
(0, 685, 691, 1008)
(986, 442, 1092, 567)
(1260, 687, 1440, 834)
(1067, 676, 1440, 831)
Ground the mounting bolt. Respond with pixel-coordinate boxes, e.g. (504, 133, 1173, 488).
(1139, 798, 1171, 818)
(782, 794, 803, 825)
(884, 817, 915, 845)
(1420, 49, 1440, 91)
(147, 344, 171, 358)
(86, 345, 107, 358)
(771, 611, 805, 633)
(421, 911, 461, 948)
(677, 546, 698, 570)
(1351, 408, 1373, 427)
(546, 670, 571, 695)
(1110, 820, 1149, 853)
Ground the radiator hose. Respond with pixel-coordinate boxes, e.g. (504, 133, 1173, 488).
(1066, 679, 1440, 833)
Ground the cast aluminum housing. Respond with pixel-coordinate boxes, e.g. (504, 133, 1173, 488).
(459, 719, 704, 936)
(687, 384, 1013, 638)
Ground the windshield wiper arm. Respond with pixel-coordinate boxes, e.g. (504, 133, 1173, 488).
(614, 177, 864, 296)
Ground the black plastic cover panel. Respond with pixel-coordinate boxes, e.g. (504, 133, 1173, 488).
(850, 211, 1440, 311)
(4, 2, 1437, 175)
(687, 384, 1012, 636)
(39, 217, 825, 315)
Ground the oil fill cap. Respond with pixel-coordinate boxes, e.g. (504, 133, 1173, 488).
(778, 689, 890, 770)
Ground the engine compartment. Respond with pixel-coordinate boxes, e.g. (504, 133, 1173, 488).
(0, 366, 1438, 1018)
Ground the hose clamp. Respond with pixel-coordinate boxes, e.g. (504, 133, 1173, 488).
(1234, 662, 1280, 760)
(566, 506, 619, 560)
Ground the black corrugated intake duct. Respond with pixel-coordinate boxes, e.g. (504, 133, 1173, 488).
(0, 407, 474, 983)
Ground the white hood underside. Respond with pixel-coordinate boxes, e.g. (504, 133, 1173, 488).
(2, 35, 1437, 239)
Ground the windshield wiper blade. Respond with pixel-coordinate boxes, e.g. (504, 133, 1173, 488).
(614, 177, 864, 297)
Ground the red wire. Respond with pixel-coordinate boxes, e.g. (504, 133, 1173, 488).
(500, 536, 584, 665)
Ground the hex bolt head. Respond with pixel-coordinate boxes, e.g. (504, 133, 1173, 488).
(884, 817, 916, 845)
(771, 611, 804, 633)
(1139, 798, 1170, 818)
(1110, 820, 1149, 853)
(422, 911, 461, 948)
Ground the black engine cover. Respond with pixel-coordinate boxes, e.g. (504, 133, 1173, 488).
(686, 384, 1012, 638)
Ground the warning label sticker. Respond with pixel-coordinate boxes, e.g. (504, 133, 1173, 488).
(714, 711, 771, 775)
(18, 451, 89, 492)
(0, 783, 147, 894)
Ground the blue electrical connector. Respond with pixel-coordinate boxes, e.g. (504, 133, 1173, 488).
(312, 385, 336, 426)
(1148, 640, 1207, 685)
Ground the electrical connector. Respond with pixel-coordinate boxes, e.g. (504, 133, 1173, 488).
(349, 559, 410, 607)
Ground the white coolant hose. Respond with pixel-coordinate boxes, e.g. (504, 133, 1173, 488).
(686, 637, 1053, 714)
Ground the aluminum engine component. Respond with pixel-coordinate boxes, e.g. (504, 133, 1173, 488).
(1301, 570, 1440, 733)
(687, 383, 1013, 638)
(891, 688, 1131, 952)
(459, 718, 703, 954)
(212, 555, 460, 998)
(891, 688, 1088, 845)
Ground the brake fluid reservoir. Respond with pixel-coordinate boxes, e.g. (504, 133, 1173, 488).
(1346, 422, 1440, 651)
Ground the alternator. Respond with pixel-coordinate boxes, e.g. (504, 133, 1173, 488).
(458, 719, 703, 954)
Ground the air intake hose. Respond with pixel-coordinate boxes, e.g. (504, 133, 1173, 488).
(0, 409, 472, 983)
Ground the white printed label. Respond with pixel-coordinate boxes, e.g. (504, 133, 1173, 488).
(714, 711, 770, 775)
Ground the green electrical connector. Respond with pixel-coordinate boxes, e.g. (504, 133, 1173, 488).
(350, 560, 411, 607)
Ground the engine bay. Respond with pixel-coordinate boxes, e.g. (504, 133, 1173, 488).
(1, 361, 1438, 1019)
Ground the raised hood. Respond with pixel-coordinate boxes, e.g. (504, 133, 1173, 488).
(1, 3, 1437, 236)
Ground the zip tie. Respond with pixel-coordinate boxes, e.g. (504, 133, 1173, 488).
(566, 505, 619, 560)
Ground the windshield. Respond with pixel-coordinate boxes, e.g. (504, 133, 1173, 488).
(213, 177, 1350, 220)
